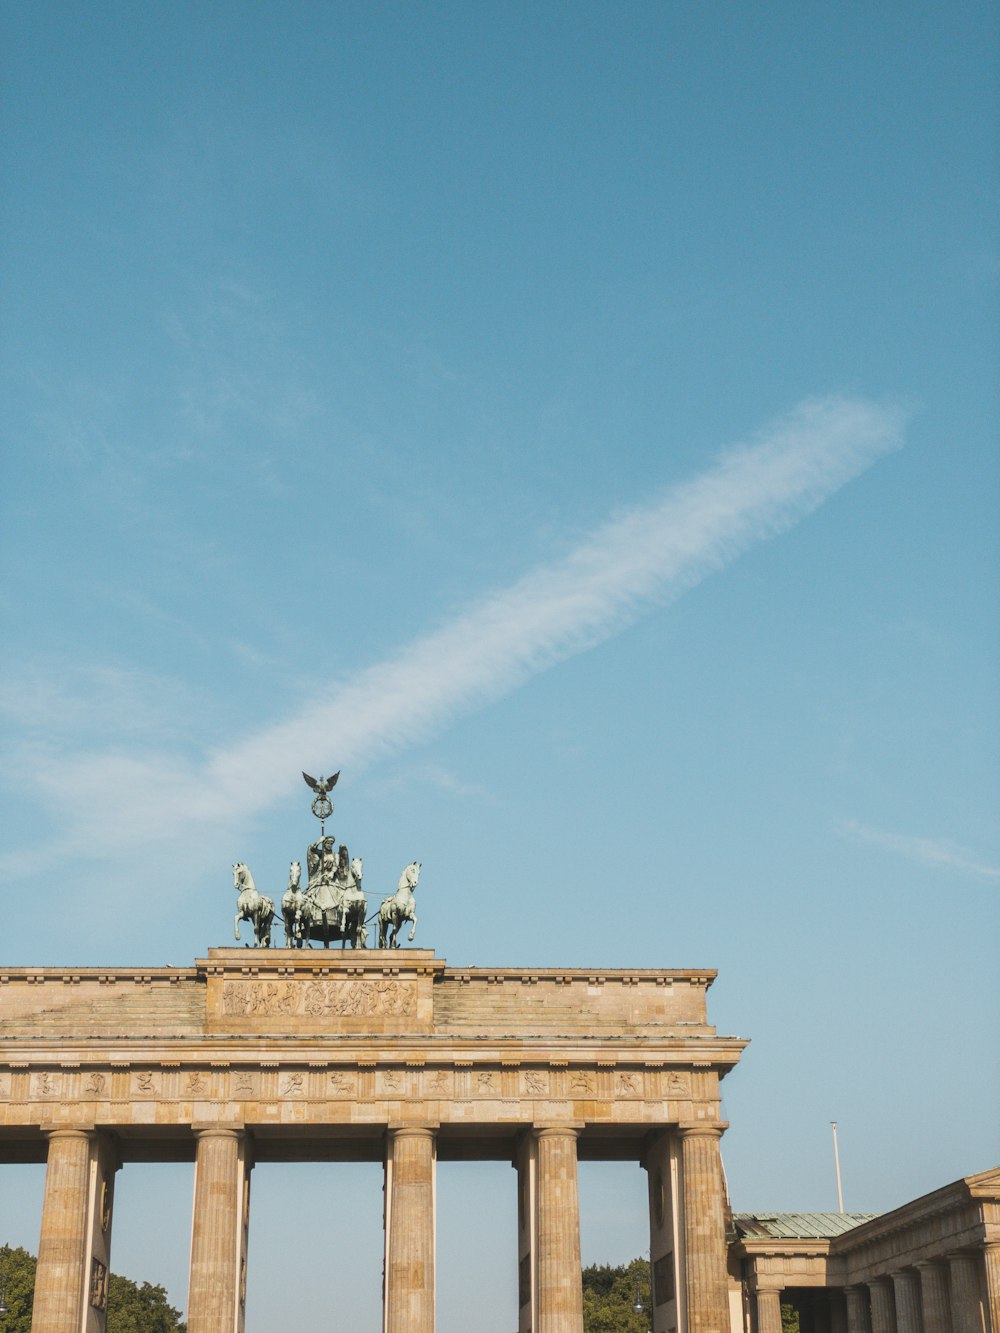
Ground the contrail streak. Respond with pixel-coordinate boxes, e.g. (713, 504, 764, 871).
(19, 394, 905, 856)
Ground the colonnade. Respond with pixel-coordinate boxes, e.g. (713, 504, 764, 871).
(753, 1247, 999, 1333)
(28, 1121, 731, 1333)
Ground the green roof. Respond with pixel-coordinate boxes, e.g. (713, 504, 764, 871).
(734, 1212, 879, 1240)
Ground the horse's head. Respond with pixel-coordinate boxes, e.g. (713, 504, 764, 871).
(351, 857, 363, 881)
(399, 861, 421, 891)
(233, 862, 255, 893)
(288, 860, 301, 889)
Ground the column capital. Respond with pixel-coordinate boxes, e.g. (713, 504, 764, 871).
(534, 1123, 584, 1138)
(677, 1120, 728, 1137)
(192, 1123, 245, 1138)
(387, 1124, 437, 1139)
(44, 1126, 95, 1141)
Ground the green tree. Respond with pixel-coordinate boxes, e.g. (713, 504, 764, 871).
(0, 1245, 35, 1333)
(0, 1245, 185, 1333)
(781, 1302, 801, 1333)
(583, 1256, 651, 1333)
(106, 1273, 186, 1333)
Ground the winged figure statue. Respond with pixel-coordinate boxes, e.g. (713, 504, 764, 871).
(302, 771, 340, 797)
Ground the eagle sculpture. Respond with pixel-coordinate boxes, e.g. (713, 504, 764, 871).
(302, 771, 340, 797)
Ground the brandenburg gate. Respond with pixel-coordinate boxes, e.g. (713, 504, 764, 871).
(0, 948, 745, 1332)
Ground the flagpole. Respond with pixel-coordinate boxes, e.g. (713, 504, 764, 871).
(831, 1121, 844, 1212)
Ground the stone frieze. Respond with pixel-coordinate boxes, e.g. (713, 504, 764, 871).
(220, 976, 415, 1019)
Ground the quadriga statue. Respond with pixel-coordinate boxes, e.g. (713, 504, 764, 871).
(293, 841, 368, 948)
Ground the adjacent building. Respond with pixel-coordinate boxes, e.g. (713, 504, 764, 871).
(731, 1167, 1000, 1333)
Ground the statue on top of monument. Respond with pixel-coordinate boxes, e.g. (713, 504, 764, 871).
(231, 770, 424, 950)
(292, 771, 368, 948)
(297, 836, 367, 947)
(281, 860, 306, 948)
(302, 770, 338, 819)
(233, 862, 275, 948)
(306, 834, 336, 888)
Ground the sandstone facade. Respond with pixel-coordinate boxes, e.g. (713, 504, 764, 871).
(0, 948, 746, 1333)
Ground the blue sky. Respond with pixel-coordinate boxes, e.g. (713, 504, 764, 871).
(1, 2, 997, 1327)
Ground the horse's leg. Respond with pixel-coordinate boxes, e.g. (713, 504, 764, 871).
(407, 910, 417, 943)
(234, 913, 242, 943)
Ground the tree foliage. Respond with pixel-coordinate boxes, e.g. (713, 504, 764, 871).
(105, 1272, 186, 1333)
(582, 1256, 652, 1333)
(0, 1245, 35, 1333)
(0, 1244, 185, 1333)
(781, 1302, 801, 1333)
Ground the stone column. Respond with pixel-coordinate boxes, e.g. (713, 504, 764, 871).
(984, 1243, 1000, 1333)
(892, 1271, 923, 1333)
(679, 1123, 730, 1333)
(756, 1288, 785, 1333)
(916, 1262, 952, 1333)
(535, 1126, 584, 1333)
(32, 1129, 96, 1333)
(845, 1285, 873, 1333)
(385, 1126, 436, 1333)
(187, 1127, 250, 1333)
(870, 1278, 897, 1333)
(831, 1293, 849, 1333)
(948, 1253, 984, 1333)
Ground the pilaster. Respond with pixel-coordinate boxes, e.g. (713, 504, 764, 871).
(515, 1134, 538, 1333)
(642, 1130, 682, 1333)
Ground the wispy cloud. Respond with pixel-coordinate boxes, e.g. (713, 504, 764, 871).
(839, 819, 1000, 882)
(4, 395, 903, 868)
